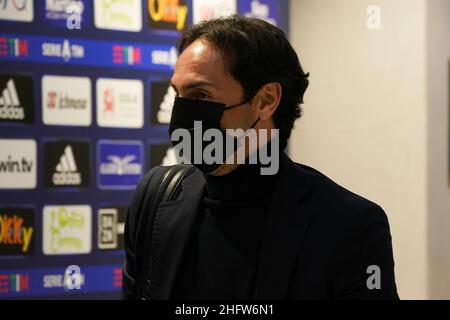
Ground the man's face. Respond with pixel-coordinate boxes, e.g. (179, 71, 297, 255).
(170, 39, 260, 132)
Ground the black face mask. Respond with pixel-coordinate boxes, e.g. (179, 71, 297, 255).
(168, 96, 260, 174)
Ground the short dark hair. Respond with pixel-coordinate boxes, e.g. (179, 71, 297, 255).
(177, 15, 309, 147)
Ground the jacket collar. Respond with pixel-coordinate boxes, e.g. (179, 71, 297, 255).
(152, 154, 315, 299)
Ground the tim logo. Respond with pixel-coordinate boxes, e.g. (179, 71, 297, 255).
(0, 207, 35, 255)
(97, 141, 143, 190)
(0, 37, 28, 57)
(44, 140, 90, 188)
(112, 45, 141, 65)
(0, 74, 34, 123)
(0, 273, 29, 295)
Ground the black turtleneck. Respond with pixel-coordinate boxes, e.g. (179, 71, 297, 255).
(172, 160, 280, 300)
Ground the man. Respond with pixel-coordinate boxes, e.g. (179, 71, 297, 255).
(123, 15, 398, 300)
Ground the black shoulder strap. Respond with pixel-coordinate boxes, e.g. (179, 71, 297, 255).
(135, 164, 195, 299)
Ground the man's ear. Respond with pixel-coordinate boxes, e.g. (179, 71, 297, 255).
(257, 82, 282, 121)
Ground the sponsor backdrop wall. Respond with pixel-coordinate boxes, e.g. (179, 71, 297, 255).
(0, 0, 288, 299)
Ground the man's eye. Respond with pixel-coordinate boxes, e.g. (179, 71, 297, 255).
(196, 92, 210, 100)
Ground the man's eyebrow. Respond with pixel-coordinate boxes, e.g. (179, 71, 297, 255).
(170, 80, 216, 93)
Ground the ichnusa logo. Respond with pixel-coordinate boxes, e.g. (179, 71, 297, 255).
(42, 75, 92, 126)
(44, 140, 90, 188)
(41, 38, 85, 62)
(0, 36, 28, 57)
(0, 207, 35, 256)
(97, 140, 143, 190)
(0, 74, 34, 123)
(0, 0, 34, 22)
(0, 139, 36, 189)
(43, 205, 92, 255)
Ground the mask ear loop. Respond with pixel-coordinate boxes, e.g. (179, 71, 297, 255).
(223, 100, 248, 110)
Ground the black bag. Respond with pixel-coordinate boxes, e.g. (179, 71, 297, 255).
(128, 164, 196, 300)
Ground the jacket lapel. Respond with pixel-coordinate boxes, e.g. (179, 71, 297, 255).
(254, 155, 316, 299)
(151, 169, 206, 299)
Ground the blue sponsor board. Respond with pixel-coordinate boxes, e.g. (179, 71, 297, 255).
(0, 33, 176, 71)
(97, 140, 143, 190)
(0, 265, 122, 298)
(238, 0, 279, 26)
(42, 0, 90, 29)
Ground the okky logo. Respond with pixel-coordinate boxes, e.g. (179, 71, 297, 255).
(44, 140, 90, 188)
(0, 208, 35, 255)
(148, 0, 188, 31)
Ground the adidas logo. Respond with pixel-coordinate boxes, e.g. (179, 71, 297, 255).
(52, 145, 82, 185)
(0, 79, 25, 120)
(157, 85, 175, 124)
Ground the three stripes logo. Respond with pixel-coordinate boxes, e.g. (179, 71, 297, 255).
(44, 140, 90, 188)
(0, 79, 24, 120)
(52, 145, 81, 185)
(0, 74, 34, 123)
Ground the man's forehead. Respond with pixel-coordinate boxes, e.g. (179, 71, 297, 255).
(172, 40, 226, 82)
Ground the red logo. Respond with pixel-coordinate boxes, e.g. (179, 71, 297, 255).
(47, 91, 57, 109)
(113, 268, 122, 287)
(103, 89, 114, 114)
